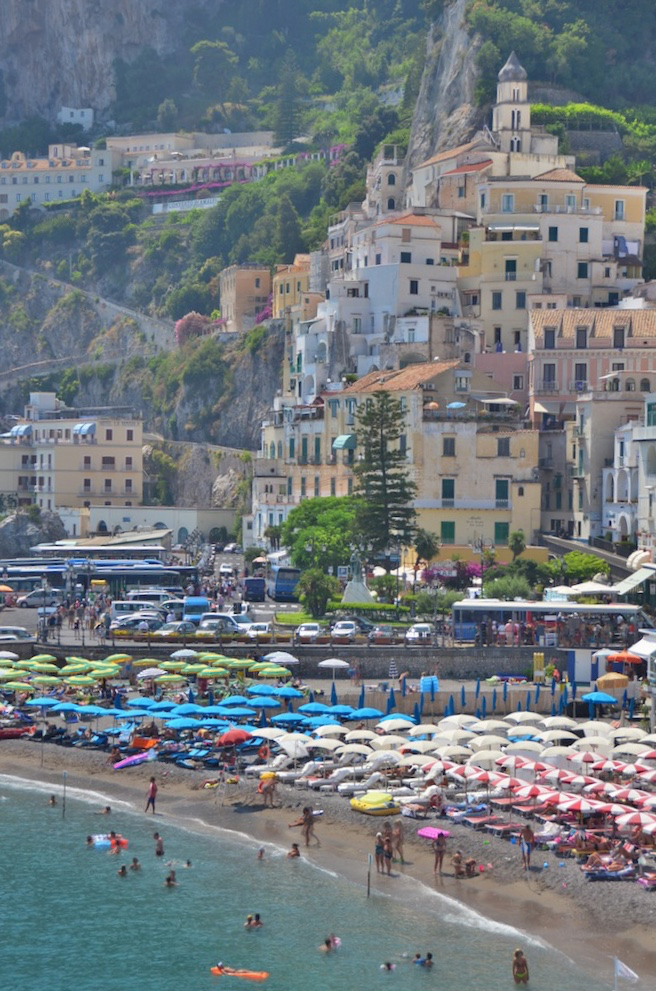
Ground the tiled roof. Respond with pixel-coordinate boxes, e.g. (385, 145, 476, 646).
(414, 140, 489, 170)
(342, 361, 460, 394)
(531, 309, 656, 340)
(384, 214, 441, 228)
(532, 168, 585, 183)
(441, 160, 493, 177)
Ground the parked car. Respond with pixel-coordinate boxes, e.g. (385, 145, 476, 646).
(405, 623, 434, 643)
(368, 624, 401, 645)
(0, 626, 36, 642)
(294, 622, 324, 643)
(151, 621, 197, 638)
(330, 615, 375, 633)
(110, 614, 164, 633)
(219, 563, 236, 577)
(331, 620, 358, 643)
(224, 543, 243, 554)
(246, 622, 273, 640)
(17, 588, 64, 608)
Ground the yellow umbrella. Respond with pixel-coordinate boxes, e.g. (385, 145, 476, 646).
(182, 663, 207, 674)
(132, 657, 163, 668)
(248, 661, 273, 672)
(66, 675, 97, 686)
(226, 658, 258, 670)
(14, 659, 36, 669)
(160, 661, 186, 671)
(197, 667, 229, 678)
(89, 665, 120, 677)
(31, 676, 62, 686)
(30, 654, 57, 663)
(155, 674, 185, 684)
(28, 662, 61, 673)
(5, 681, 34, 691)
(0, 668, 18, 680)
(259, 666, 291, 678)
(199, 653, 228, 663)
(104, 654, 132, 663)
(60, 664, 91, 676)
(65, 656, 91, 665)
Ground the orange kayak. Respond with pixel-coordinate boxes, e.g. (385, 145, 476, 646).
(210, 968, 269, 982)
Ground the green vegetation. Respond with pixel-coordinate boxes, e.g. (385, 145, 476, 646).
(297, 568, 342, 618)
(281, 496, 358, 573)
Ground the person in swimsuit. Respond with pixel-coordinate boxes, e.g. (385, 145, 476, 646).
(381, 962, 396, 971)
(48, 795, 57, 806)
(392, 821, 405, 864)
(383, 834, 393, 875)
(375, 832, 385, 873)
(520, 825, 534, 870)
(145, 776, 157, 814)
(512, 948, 529, 984)
(319, 938, 334, 953)
(164, 870, 177, 887)
(154, 832, 164, 857)
(117, 865, 128, 877)
(432, 833, 446, 874)
(129, 857, 141, 871)
(287, 843, 301, 859)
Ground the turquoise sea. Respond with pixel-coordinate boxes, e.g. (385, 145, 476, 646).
(0, 774, 611, 991)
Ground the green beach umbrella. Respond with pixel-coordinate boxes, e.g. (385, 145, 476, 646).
(89, 666, 119, 678)
(31, 676, 62, 686)
(4, 681, 34, 691)
(181, 663, 207, 674)
(132, 657, 163, 668)
(155, 674, 185, 684)
(248, 661, 272, 672)
(66, 675, 97, 686)
(197, 667, 229, 678)
(28, 662, 61, 673)
(160, 661, 186, 671)
(14, 659, 37, 669)
(259, 666, 291, 678)
(30, 654, 57, 663)
(199, 653, 228, 663)
(60, 664, 91, 676)
(65, 656, 91, 664)
(104, 654, 132, 663)
(226, 658, 257, 670)
(0, 668, 18, 680)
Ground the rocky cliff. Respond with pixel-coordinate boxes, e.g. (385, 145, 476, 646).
(405, 0, 482, 179)
(0, 510, 66, 558)
(0, 0, 214, 122)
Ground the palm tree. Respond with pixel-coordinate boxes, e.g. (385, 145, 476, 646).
(509, 530, 526, 561)
(263, 524, 282, 551)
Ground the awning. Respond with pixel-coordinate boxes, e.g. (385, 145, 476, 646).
(473, 396, 516, 406)
(627, 637, 656, 659)
(73, 422, 96, 436)
(333, 434, 356, 450)
(488, 223, 540, 232)
(9, 423, 32, 437)
(533, 402, 549, 414)
(613, 567, 654, 596)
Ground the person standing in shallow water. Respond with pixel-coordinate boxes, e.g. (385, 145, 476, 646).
(145, 776, 157, 813)
(512, 948, 529, 984)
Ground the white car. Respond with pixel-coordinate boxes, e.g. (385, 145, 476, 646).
(219, 563, 235, 577)
(331, 620, 358, 643)
(295, 622, 323, 643)
(0, 626, 36, 642)
(246, 622, 272, 639)
(405, 623, 434, 643)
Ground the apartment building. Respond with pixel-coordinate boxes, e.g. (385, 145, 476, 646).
(0, 393, 143, 513)
(218, 264, 272, 334)
(272, 255, 312, 319)
(0, 145, 120, 220)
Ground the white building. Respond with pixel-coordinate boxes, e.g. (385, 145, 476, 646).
(57, 107, 94, 131)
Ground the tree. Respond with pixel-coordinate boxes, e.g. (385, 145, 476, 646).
(244, 545, 267, 566)
(509, 531, 526, 561)
(562, 551, 610, 584)
(191, 40, 238, 109)
(369, 574, 397, 603)
(297, 568, 341, 618)
(353, 390, 417, 567)
(273, 50, 302, 146)
(263, 524, 282, 551)
(414, 528, 440, 576)
(482, 574, 532, 601)
(281, 496, 357, 574)
(157, 99, 179, 131)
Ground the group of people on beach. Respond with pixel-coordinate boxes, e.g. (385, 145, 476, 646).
(374, 820, 404, 874)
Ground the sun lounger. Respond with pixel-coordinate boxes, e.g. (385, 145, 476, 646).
(486, 821, 523, 837)
(637, 873, 656, 890)
(462, 814, 503, 830)
(585, 867, 635, 881)
(244, 755, 293, 777)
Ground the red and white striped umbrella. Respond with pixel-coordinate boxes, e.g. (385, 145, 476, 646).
(635, 768, 656, 783)
(604, 786, 650, 804)
(514, 783, 557, 801)
(568, 751, 601, 764)
(639, 794, 656, 808)
(464, 768, 502, 784)
(495, 754, 531, 770)
(594, 802, 634, 816)
(556, 795, 603, 814)
(494, 775, 524, 790)
(591, 759, 626, 773)
(614, 810, 656, 827)
(539, 768, 576, 784)
(583, 781, 607, 794)
(519, 760, 552, 773)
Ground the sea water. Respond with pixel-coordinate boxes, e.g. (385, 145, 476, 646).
(0, 775, 610, 991)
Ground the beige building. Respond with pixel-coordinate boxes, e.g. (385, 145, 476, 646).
(219, 264, 271, 334)
(255, 361, 542, 552)
(272, 255, 311, 319)
(0, 145, 121, 220)
(0, 393, 143, 513)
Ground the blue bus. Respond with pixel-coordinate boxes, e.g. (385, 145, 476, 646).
(244, 576, 266, 602)
(267, 566, 301, 602)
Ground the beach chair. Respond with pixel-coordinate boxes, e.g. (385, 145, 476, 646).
(244, 754, 293, 777)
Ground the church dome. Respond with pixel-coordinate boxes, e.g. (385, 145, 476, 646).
(498, 51, 527, 83)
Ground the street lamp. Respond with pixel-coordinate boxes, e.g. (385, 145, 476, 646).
(470, 535, 495, 593)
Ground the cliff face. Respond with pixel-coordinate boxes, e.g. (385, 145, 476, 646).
(405, 0, 483, 178)
(0, 0, 213, 122)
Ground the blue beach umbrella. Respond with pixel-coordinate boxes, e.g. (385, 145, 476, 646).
(51, 702, 81, 713)
(358, 686, 365, 708)
(551, 677, 557, 697)
(208, 688, 215, 706)
(581, 691, 616, 705)
(127, 697, 155, 708)
(413, 701, 421, 722)
(503, 681, 508, 703)
(305, 715, 341, 729)
(378, 712, 415, 725)
(275, 686, 304, 699)
(525, 692, 531, 711)
(622, 689, 628, 709)
(298, 702, 331, 715)
(258, 708, 267, 728)
(149, 700, 177, 712)
(348, 707, 383, 720)
(492, 688, 497, 712)
(250, 697, 281, 709)
(220, 696, 251, 707)
(481, 696, 487, 718)
(448, 695, 455, 716)
(188, 687, 195, 704)
(170, 703, 204, 715)
(388, 686, 397, 711)
(330, 682, 338, 706)
(461, 685, 466, 709)
(551, 701, 556, 717)
(217, 706, 256, 718)
(166, 717, 202, 730)
(401, 677, 407, 698)
(534, 685, 540, 704)
(475, 679, 481, 699)
(25, 697, 60, 707)
(571, 682, 577, 700)
(308, 691, 315, 703)
(271, 713, 308, 725)
(629, 698, 635, 719)
(328, 704, 354, 717)
(475, 707, 481, 720)
(247, 685, 277, 696)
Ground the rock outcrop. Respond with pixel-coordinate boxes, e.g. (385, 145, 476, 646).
(0, 510, 66, 558)
(405, 0, 483, 180)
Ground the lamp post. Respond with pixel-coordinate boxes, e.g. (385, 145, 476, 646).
(470, 535, 495, 593)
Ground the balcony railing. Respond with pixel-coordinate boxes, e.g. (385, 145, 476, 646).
(535, 381, 559, 394)
(569, 380, 589, 393)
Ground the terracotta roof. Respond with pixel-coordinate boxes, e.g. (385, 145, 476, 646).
(342, 361, 460, 394)
(384, 214, 441, 228)
(414, 140, 490, 170)
(531, 309, 656, 341)
(532, 168, 585, 183)
(441, 160, 493, 177)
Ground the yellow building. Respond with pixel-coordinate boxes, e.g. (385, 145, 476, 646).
(272, 255, 311, 319)
(255, 362, 542, 551)
(0, 393, 143, 512)
(219, 264, 272, 334)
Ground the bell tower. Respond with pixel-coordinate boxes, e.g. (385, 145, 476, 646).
(492, 52, 531, 154)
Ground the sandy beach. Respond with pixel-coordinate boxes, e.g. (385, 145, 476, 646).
(1, 738, 655, 985)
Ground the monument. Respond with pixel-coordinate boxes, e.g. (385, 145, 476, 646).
(341, 550, 374, 604)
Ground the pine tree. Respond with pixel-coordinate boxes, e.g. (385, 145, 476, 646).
(352, 390, 417, 567)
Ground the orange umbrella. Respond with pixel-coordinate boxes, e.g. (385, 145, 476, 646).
(607, 651, 642, 665)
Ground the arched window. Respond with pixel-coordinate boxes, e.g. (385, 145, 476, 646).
(178, 526, 189, 543)
(387, 173, 396, 186)
(277, 441, 283, 459)
(626, 378, 636, 392)
(97, 520, 108, 533)
(464, 352, 471, 363)
(518, 486, 524, 496)
(641, 378, 651, 392)
(269, 442, 275, 458)
(387, 197, 396, 210)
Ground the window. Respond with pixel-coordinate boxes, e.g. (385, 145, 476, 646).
(501, 194, 514, 213)
(289, 438, 295, 459)
(495, 478, 509, 507)
(579, 227, 589, 243)
(399, 434, 407, 454)
(401, 228, 411, 242)
(515, 291, 526, 309)
(330, 477, 336, 497)
(497, 438, 510, 457)
(539, 193, 548, 208)
(492, 291, 502, 310)
(614, 200, 625, 221)
(577, 262, 588, 279)
(458, 185, 465, 198)
(126, 428, 133, 441)
(125, 456, 133, 470)
(287, 477, 293, 496)
(83, 456, 91, 469)
(548, 226, 558, 242)
(347, 477, 353, 495)
(574, 362, 587, 390)
(544, 328, 555, 350)
(480, 192, 486, 209)
(125, 479, 133, 494)
(314, 476, 320, 498)
(409, 280, 419, 295)
(440, 521, 455, 545)
(104, 479, 112, 492)
(455, 375, 469, 392)
(513, 374, 524, 390)
(518, 486, 524, 496)
(505, 259, 517, 281)
(494, 327, 502, 346)
(375, 253, 381, 265)
(105, 428, 113, 441)
(441, 478, 455, 505)
(400, 251, 412, 264)
(255, 278, 260, 289)
(388, 173, 396, 186)
(576, 327, 587, 349)
(300, 477, 306, 498)
(641, 378, 651, 392)
(613, 327, 625, 349)
(565, 195, 576, 209)
(83, 478, 91, 492)
(494, 522, 509, 546)
(443, 437, 456, 457)
(352, 316, 361, 334)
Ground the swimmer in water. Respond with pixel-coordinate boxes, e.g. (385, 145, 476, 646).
(129, 857, 141, 871)
(184, 859, 192, 868)
(96, 805, 111, 815)
(319, 938, 333, 953)
(287, 843, 301, 859)
(86, 835, 94, 847)
(164, 870, 177, 887)
(380, 962, 396, 971)
(257, 847, 265, 860)
(117, 865, 128, 877)
(48, 795, 57, 806)
(244, 915, 255, 929)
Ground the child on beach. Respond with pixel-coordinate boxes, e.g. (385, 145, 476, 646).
(512, 949, 529, 984)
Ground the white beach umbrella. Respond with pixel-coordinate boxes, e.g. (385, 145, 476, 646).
(402, 739, 439, 754)
(371, 735, 409, 750)
(611, 742, 653, 756)
(474, 719, 511, 733)
(397, 753, 431, 766)
(308, 737, 343, 751)
(570, 736, 611, 751)
(578, 721, 612, 735)
(375, 717, 415, 732)
(345, 729, 377, 742)
(137, 667, 166, 679)
(540, 745, 576, 758)
(540, 716, 578, 729)
(278, 732, 312, 744)
(409, 723, 441, 737)
(432, 728, 476, 743)
(439, 714, 480, 729)
(505, 741, 544, 754)
(367, 750, 402, 766)
(263, 651, 299, 665)
(312, 724, 348, 737)
(171, 649, 198, 659)
(638, 734, 656, 746)
(252, 727, 286, 741)
(0, 650, 19, 661)
(434, 745, 472, 760)
(467, 748, 505, 766)
(335, 743, 374, 756)
(277, 738, 310, 759)
(539, 730, 579, 743)
(607, 727, 646, 742)
(318, 658, 350, 677)
(469, 734, 509, 750)
(504, 711, 542, 724)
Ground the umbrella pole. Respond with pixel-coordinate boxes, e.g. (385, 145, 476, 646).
(367, 852, 372, 898)
(62, 770, 67, 820)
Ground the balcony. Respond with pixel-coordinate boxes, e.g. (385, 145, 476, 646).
(571, 465, 586, 479)
(573, 425, 586, 438)
(535, 381, 559, 394)
(495, 499, 509, 509)
(568, 380, 589, 393)
(539, 457, 554, 469)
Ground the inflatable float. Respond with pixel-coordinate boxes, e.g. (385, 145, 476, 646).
(113, 752, 154, 770)
(210, 967, 269, 981)
(91, 833, 128, 850)
(350, 791, 400, 816)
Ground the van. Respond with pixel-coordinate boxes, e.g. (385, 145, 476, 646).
(126, 589, 169, 605)
(182, 596, 210, 625)
(17, 587, 65, 608)
(111, 600, 166, 622)
(198, 611, 253, 632)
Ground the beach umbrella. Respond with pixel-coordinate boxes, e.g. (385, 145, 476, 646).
(4, 682, 34, 691)
(408, 723, 440, 737)
(538, 730, 579, 744)
(377, 716, 415, 731)
(149, 699, 177, 711)
(540, 716, 578, 729)
(159, 661, 186, 672)
(247, 684, 278, 696)
(270, 712, 307, 726)
(606, 650, 642, 665)
(371, 734, 408, 750)
(253, 727, 286, 741)
(495, 754, 530, 770)
(605, 786, 650, 805)
(30, 654, 57, 663)
(570, 736, 611, 751)
(581, 691, 617, 705)
(154, 674, 185, 684)
(470, 734, 508, 750)
(611, 742, 652, 757)
(305, 716, 341, 729)
(217, 728, 253, 746)
(258, 666, 291, 678)
(28, 662, 60, 673)
(330, 682, 338, 706)
(170, 649, 198, 659)
(435, 744, 473, 760)
(568, 751, 605, 765)
(505, 711, 541, 724)
(318, 658, 350, 679)
(31, 676, 62, 686)
(299, 702, 331, 715)
(313, 724, 348, 737)
(460, 685, 466, 709)
(335, 743, 373, 757)
(595, 802, 633, 817)
(0, 650, 19, 661)
(345, 729, 377, 742)
(0, 668, 18, 680)
(263, 651, 299, 665)
(197, 668, 229, 679)
(275, 686, 304, 699)
(50, 702, 81, 713)
(65, 675, 96, 686)
(615, 811, 656, 828)
(248, 697, 281, 710)
(347, 707, 384, 720)
(104, 654, 132, 663)
(60, 664, 91, 676)
(24, 696, 60, 707)
(556, 796, 602, 814)
(475, 719, 511, 733)
(181, 663, 208, 675)
(137, 667, 167, 680)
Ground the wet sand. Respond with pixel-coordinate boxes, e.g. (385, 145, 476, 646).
(2, 739, 655, 985)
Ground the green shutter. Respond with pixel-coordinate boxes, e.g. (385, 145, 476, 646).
(494, 522, 509, 546)
(440, 521, 455, 545)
